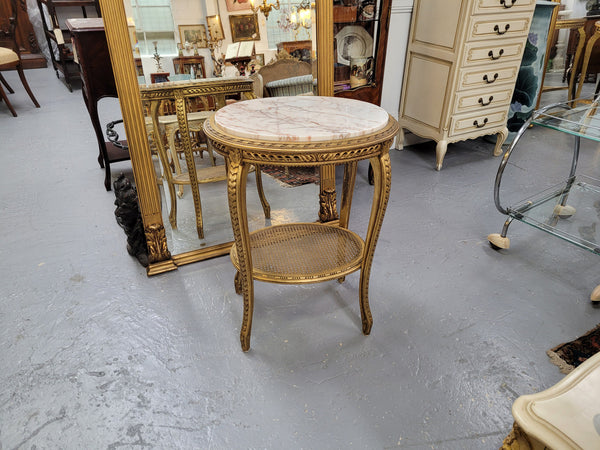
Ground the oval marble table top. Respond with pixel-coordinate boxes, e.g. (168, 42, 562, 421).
(213, 96, 390, 142)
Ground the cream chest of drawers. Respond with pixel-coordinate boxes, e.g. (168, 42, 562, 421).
(398, 0, 536, 170)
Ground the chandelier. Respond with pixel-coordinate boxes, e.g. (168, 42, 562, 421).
(288, 0, 312, 29)
(276, 0, 312, 32)
(250, 0, 280, 19)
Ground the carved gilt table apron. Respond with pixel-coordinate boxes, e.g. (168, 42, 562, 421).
(203, 96, 399, 351)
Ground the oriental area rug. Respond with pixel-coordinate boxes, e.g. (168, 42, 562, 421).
(547, 324, 600, 374)
(261, 166, 320, 187)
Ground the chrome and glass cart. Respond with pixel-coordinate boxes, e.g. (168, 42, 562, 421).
(488, 96, 600, 302)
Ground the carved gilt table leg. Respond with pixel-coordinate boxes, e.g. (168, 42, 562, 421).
(319, 164, 338, 222)
(337, 161, 358, 284)
(253, 165, 271, 219)
(175, 91, 205, 239)
(360, 149, 392, 335)
(226, 149, 254, 352)
(165, 124, 185, 198)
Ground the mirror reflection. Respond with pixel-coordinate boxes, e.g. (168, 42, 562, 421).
(124, 0, 315, 81)
(120, 0, 319, 256)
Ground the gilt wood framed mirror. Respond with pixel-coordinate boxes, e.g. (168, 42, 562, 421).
(98, 0, 334, 275)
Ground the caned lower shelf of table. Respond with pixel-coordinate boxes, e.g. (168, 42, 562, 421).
(230, 223, 364, 284)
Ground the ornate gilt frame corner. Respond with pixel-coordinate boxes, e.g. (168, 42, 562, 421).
(99, 0, 176, 275)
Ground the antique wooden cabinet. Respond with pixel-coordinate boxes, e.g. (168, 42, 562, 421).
(332, 0, 392, 106)
(37, 0, 101, 91)
(66, 18, 127, 191)
(398, 0, 536, 170)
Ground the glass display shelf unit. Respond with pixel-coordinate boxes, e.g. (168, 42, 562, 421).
(533, 97, 600, 141)
(488, 96, 600, 302)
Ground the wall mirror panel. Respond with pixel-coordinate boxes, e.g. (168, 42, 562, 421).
(99, 0, 334, 275)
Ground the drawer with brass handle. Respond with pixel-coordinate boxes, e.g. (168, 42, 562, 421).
(468, 12, 533, 41)
(450, 107, 508, 136)
(457, 62, 520, 90)
(453, 87, 514, 113)
(473, 0, 535, 15)
(463, 38, 526, 66)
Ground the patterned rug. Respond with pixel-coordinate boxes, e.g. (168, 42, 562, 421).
(547, 324, 600, 374)
(260, 166, 320, 187)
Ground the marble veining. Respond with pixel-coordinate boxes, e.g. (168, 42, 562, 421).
(213, 96, 389, 142)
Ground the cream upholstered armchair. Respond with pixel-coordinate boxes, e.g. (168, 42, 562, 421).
(264, 74, 314, 97)
(0, 0, 40, 117)
(251, 56, 315, 98)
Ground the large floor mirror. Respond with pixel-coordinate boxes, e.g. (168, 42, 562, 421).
(98, 0, 335, 275)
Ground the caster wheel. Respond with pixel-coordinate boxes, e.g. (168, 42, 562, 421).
(553, 204, 576, 219)
(488, 233, 510, 250)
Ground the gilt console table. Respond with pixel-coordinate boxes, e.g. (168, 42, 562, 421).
(203, 96, 398, 351)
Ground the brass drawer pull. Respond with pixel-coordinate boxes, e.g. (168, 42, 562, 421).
(483, 73, 499, 83)
(473, 118, 489, 128)
(488, 49, 504, 60)
(494, 24, 510, 35)
(479, 96, 494, 106)
(500, 0, 516, 8)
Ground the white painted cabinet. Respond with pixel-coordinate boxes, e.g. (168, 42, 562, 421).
(397, 0, 536, 170)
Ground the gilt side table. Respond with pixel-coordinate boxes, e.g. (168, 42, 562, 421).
(203, 96, 399, 351)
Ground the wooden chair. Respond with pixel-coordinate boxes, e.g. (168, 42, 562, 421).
(574, 21, 600, 103)
(535, 0, 587, 110)
(0, 0, 40, 117)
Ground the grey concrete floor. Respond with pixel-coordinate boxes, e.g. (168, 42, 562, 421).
(1, 67, 599, 449)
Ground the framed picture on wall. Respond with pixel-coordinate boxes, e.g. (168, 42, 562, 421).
(178, 24, 208, 48)
(206, 15, 225, 41)
(229, 14, 260, 42)
(225, 0, 251, 12)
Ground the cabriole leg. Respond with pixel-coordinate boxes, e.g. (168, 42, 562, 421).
(360, 150, 392, 334)
(227, 150, 253, 351)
